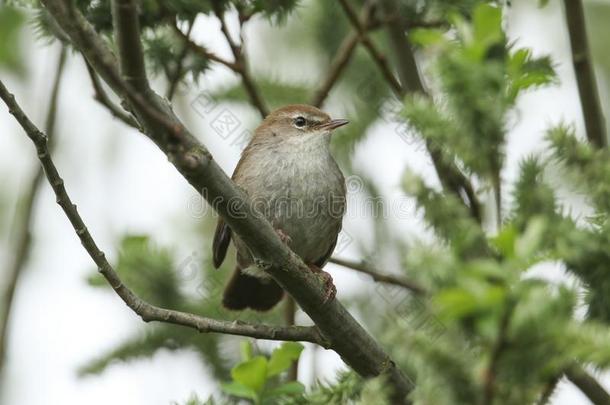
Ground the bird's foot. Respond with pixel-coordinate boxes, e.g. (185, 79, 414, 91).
(275, 228, 292, 245)
(308, 264, 336, 304)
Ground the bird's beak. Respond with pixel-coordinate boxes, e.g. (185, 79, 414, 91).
(318, 119, 349, 132)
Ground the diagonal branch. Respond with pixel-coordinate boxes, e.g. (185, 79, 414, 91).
(310, 1, 383, 108)
(0, 79, 329, 348)
(84, 59, 140, 128)
(337, 0, 402, 96)
(311, 30, 361, 108)
(212, 2, 269, 117)
(166, 19, 194, 101)
(39, 1, 414, 400)
(329, 257, 426, 295)
(563, 0, 607, 148)
(566, 365, 610, 405)
(0, 45, 66, 380)
(172, 24, 239, 70)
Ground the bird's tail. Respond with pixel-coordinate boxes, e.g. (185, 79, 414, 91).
(222, 267, 284, 311)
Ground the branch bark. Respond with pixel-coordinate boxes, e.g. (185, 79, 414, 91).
(111, 0, 149, 92)
(173, 24, 239, 70)
(0, 45, 66, 380)
(563, 0, 607, 148)
(39, 1, 414, 401)
(84, 59, 140, 128)
(0, 79, 329, 348)
(566, 365, 610, 405)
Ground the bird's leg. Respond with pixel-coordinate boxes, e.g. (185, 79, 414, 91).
(274, 228, 292, 245)
(308, 264, 336, 304)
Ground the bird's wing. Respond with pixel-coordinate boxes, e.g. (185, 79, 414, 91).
(212, 143, 255, 269)
(212, 218, 232, 268)
(314, 233, 338, 268)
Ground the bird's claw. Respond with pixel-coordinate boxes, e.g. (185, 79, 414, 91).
(275, 228, 292, 245)
(308, 264, 336, 304)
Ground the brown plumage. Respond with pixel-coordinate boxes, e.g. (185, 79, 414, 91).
(212, 104, 348, 311)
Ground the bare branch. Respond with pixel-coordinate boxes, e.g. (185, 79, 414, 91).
(536, 374, 561, 405)
(563, 0, 607, 148)
(111, 0, 149, 92)
(566, 366, 610, 405)
(284, 297, 299, 381)
(311, 30, 360, 108)
(329, 257, 426, 295)
(337, 0, 402, 96)
(310, 1, 375, 107)
(0, 45, 66, 379)
(213, 3, 269, 117)
(172, 24, 239, 70)
(166, 19, 194, 101)
(38, 2, 414, 399)
(0, 79, 329, 348)
(84, 59, 139, 128)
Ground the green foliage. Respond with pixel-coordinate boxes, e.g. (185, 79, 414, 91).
(282, 371, 391, 405)
(82, 235, 234, 379)
(405, 3, 556, 182)
(0, 5, 25, 74)
(220, 341, 305, 404)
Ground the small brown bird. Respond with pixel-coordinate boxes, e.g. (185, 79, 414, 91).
(212, 104, 348, 311)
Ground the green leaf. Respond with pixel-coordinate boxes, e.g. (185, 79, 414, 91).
(515, 217, 547, 259)
(410, 28, 446, 47)
(0, 6, 25, 73)
(491, 224, 517, 259)
(473, 4, 503, 47)
(435, 288, 478, 320)
(221, 381, 259, 401)
(241, 340, 253, 361)
(264, 381, 305, 398)
(231, 356, 268, 393)
(267, 342, 304, 377)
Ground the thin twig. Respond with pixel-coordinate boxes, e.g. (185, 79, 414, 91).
(213, 3, 269, 117)
(166, 19, 194, 100)
(311, 1, 393, 107)
(84, 59, 140, 128)
(284, 297, 298, 381)
(0, 45, 66, 380)
(0, 80, 329, 348)
(329, 257, 426, 295)
(311, 30, 361, 107)
(536, 374, 561, 405)
(563, 0, 607, 148)
(337, 0, 402, 96)
(566, 365, 610, 405)
(172, 24, 238, 70)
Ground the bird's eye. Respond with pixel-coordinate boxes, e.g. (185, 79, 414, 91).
(294, 116, 306, 128)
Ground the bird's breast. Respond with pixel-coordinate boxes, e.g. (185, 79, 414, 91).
(236, 145, 346, 263)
